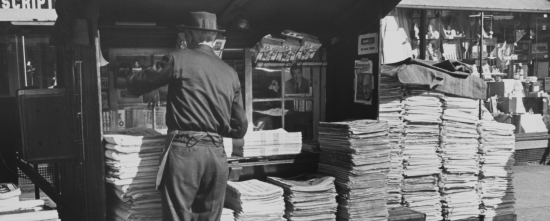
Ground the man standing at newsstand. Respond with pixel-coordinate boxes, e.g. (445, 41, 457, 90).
(126, 12, 248, 221)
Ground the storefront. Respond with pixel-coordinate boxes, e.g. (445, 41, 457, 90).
(1, 0, 403, 220)
(384, 0, 550, 162)
(0, 0, 59, 209)
(375, 0, 550, 220)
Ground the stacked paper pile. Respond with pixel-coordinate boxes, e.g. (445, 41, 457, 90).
(0, 183, 58, 220)
(267, 173, 337, 221)
(379, 74, 405, 207)
(478, 121, 516, 220)
(225, 179, 285, 221)
(317, 120, 390, 221)
(221, 208, 235, 221)
(232, 129, 302, 157)
(439, 97, 481, 220)
(103, 128, 165, 221)
(401, 91, 444, 221)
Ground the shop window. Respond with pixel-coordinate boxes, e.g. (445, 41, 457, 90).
(0, 33, 57, 96)
(251, 66, 317, 141)
(390, 9, 550, 79)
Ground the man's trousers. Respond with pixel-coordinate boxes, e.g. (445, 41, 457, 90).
(159, 131, 228, 221)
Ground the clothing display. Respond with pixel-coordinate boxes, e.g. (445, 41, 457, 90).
(318, 120, 390, 221)
(224, 179, 285, 221)
(103, 128, 165, 221)
(440, 97, 481, 220)
(267, 173, 338, 221)
(401, 90, 444, 221)
(379, 74, 405, 208)
(478, 121, 516, 220)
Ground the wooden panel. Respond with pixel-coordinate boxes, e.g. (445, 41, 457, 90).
(244, 49, 253, 124)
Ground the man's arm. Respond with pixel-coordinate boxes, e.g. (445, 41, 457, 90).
(127, 54, 174, 96)
(228, 83, 248, 139)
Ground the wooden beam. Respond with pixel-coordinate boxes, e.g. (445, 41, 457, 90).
(219, 0, 250, 25)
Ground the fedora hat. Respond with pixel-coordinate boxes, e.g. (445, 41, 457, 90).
(176, 12, 225, 32)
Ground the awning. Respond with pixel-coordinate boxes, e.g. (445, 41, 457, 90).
(397, 0, 550, 13)
(98, 0, 401, 41)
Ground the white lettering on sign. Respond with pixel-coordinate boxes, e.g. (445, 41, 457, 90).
(11, 0, 20, 9)
(0, 0, 54, 9)
(22, 0, 30, 9)
(1, 0, 9, 8)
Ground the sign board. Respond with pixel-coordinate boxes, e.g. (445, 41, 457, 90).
(358, 33, 378, 55)
(0, 0, 57, 21)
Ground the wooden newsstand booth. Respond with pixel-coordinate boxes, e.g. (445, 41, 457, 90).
(0, 0, 402, 220)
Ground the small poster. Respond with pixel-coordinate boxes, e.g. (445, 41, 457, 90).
(545, 77, 550, 91)
(358, 33, 378, 55)
(354, 60, 374, 105)
(354, 60, 373, 73)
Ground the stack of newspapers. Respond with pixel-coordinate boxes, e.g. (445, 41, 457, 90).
(0, 183, 58, 220)
(378, 74, 405, 208)
(103, 128, 165, 221)
(401, 90, 444, 221)
(439, 97, 481, 220)
(225, 179, 285, 221)
(221, 208, 235, 221)
(318, 120, 391, 221)
(478, 121, 516, 220)
(231, 129, 302, 157)
(267, 173, 337, 221)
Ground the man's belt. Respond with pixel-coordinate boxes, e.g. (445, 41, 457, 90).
(169, 130, 222, 147)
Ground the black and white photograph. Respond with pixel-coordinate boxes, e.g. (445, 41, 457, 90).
(2, 1, 549, 221)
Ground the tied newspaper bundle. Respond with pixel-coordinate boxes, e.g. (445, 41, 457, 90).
(103, 128, 166, 221)
(401, 90, 444, 221)
(0, 183, 58, 220)
(221, 208, 235, 221)
(378, 73, 405, 208)
(267, 173, 338, 221)
(229, 129, 302, 157)
(439, 97, 481, 220)
(478, 121, 516, 220)
(224, 179, 285, 221)
(317, 120, 391, 221)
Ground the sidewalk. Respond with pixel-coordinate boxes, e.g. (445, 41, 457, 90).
(513, 163, 550, 221)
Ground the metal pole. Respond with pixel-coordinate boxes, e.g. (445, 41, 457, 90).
(22, 35, 28, 87)
(479, 12, 484, 74)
